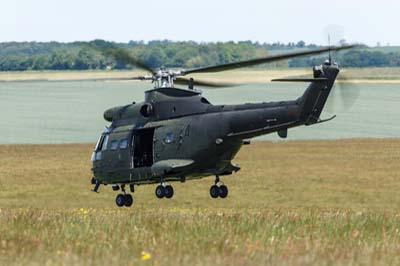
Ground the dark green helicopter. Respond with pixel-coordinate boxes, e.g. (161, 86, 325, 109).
(90, 44, 356, 207)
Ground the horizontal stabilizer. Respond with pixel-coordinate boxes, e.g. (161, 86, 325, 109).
(271, 78, 328, 82)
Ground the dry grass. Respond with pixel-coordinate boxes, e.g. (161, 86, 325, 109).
(1, 139, 400, 265)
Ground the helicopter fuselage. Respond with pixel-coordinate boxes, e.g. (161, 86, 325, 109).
(91, 63, 339, 188)
(92, 93, 300, 185)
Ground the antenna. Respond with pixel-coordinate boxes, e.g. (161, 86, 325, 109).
(328, 34, 332, 64)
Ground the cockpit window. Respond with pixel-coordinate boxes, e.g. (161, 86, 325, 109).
(119, 139, 128, 149)
(110, 140, 119, 150)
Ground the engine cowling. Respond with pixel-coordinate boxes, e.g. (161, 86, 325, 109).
(103, 102, 152, 123)
(103, 107, 121, 122)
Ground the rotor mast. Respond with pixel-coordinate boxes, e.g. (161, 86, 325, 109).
(155, 68, 181, 88)
(136, 68, 186, 89)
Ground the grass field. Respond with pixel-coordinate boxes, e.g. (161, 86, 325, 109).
(1, 139, 400, 265)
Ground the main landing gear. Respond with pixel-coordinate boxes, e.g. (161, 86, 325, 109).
(115, 184, 134, 207)
(210, 175, 228, 199)
(155, 182, 174, 199)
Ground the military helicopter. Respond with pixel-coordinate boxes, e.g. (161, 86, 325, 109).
(89, 43, 357, 207)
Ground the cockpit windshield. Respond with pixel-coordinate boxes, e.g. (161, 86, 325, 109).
(92, 133, 109, 162)
(95, 133, 109, 152)
(94, 135, 103, 151)
(101, 135, 109, 150)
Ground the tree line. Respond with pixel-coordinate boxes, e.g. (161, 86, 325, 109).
(0, 40, 399, 71)
(290, 50, 400, 68)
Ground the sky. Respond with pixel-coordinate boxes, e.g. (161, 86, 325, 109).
(1, 0, 399, 46)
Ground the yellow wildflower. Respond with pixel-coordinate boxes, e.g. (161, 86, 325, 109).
(56, 250, 65, 255)
(141, 251, 151, 261)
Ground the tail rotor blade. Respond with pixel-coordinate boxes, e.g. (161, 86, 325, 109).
(325, 73, 360, 113)
(338, 75, 360, 110)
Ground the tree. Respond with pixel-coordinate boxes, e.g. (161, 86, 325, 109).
(296, 41, 305, 48)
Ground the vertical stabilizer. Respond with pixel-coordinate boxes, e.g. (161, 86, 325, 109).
(299, 63, 339, 125)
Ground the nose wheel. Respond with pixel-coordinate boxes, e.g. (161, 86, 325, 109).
(210, 176, 228, 199)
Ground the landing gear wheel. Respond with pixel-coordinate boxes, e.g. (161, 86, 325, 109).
(219, 185, 228, 198)
(210, 185, 219, 198)
(115, 194, 125, 207)
(124, 194, 133, 207)
(165, 185, 174, 199)
(155, 185, 166, 199)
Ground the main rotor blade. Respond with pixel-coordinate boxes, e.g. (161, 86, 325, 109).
(0, 76, 148, 83)
(174, 77, 236, 88)
(102, 48, 155, 74)
(84, 40, 154, 74)
(184, 45, 359, 75)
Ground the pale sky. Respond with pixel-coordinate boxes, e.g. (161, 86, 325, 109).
(1, 0, 399, 45)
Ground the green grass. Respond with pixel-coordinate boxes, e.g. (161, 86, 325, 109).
(1, 139, 400, 265)
(2, 208, 400, 265)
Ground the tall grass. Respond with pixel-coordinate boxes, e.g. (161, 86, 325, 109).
(1, 208, 400, 265)
(1, 139, 400, 265)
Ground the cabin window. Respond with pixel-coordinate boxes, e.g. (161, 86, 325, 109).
(110, 140, 119, 150)
(119, 139, 128, 149)
(164, 132, 175, 144)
